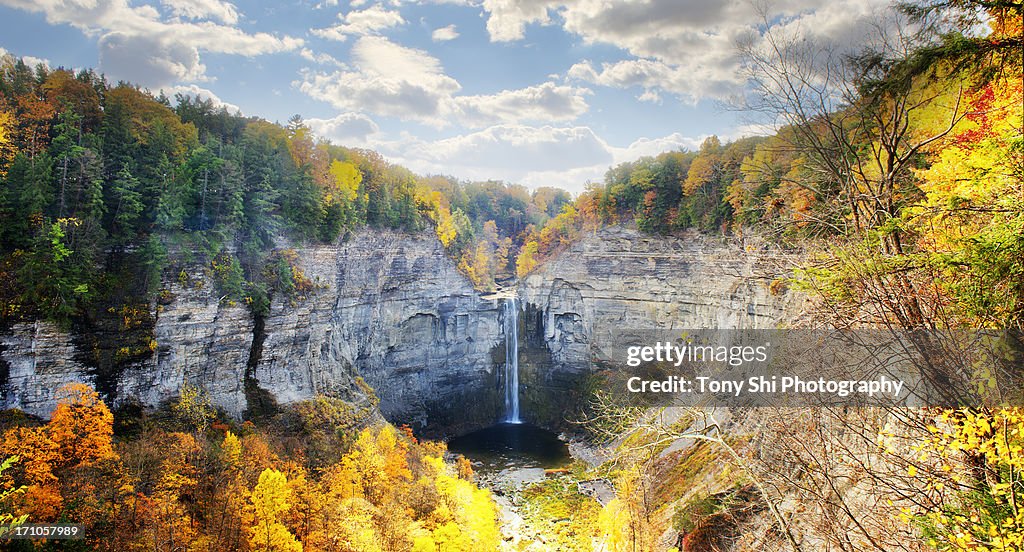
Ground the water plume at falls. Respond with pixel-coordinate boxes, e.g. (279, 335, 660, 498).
(503, 297, 521, 423)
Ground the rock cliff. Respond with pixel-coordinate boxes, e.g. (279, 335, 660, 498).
(517, 226, 805, 426)
(1, 231, 504, 434)
(249, 232, 503, 434)
(0, 226, 802, 435)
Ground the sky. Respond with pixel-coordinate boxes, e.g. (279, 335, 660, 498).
(0, 0, 891, 194)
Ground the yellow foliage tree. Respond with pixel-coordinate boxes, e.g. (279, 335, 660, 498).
(171, 382, 215, 433)
(222, 431, 242, 470)
(432, 521, 470, 551)
(0, 108, 9, 145)
(0, 456, 27, 538)
(284, 467, 324, 545)
(249, 468, 302, 552)
(682, 136, 722, 195)
(321, 455, 363, 501)
(516, 240, 539, 278)
(435, 207, 458, 248)
(135, 432, 201, 550)
(138, 485, 197, 551)
(908, 72, 1024, 327)
(433, 461, 500, 551)
(344, 426, 412, 505)
(0, 107, 13, 174)
(598, 498, 632, 552)
(911, 408, 1024, 551)
(458, 242, 493, 289)
(320, 497, 383, 552)
(328, 159, 362, 203)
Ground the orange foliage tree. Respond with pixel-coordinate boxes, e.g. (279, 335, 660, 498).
(0, 383, 122, 532)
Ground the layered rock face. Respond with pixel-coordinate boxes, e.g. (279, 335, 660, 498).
(0, 321, 96, 418)
(249, 232, 503, 434)
(0, 280, 255, 421)
(1, 231, 504, 434)
(0, 225, 800, 434)
(517, 226, 804, 426)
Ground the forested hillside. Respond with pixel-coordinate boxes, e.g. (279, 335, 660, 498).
(0, 65, 571, 326)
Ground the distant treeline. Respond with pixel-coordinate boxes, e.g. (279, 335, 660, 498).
(514, 133, 841, 277)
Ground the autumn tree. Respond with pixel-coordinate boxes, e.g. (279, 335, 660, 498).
(0, 383, 122, 533)
(172, 382, 216, 433)
(136, 432, 201, 551)
(47, 383, 115, 468)
(0, 101, 15, 172)
(0, 456, 27, 538)
(249, 468, 302, 552)
(908, 407, 1024, 549)
(738, 5, 980, 244)
(0, 426, 61, 520)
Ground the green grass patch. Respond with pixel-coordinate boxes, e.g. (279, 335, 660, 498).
(520, 475, 603, 552)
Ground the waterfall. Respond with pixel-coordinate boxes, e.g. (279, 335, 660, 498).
(504, 297, 521, 423)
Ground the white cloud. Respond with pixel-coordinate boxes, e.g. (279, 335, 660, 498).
(24, 55, 51, 68)
(364, 124, 611, 192)
(726, 122, 778, 139)
(558, 0, 758, 64)
(299, 47, 344, 67)
(297, 36, 461, 125)
(415, 125, 611, 172)
(455, 82, 590, 127)
(637, 89, 661, 103)
(765, 0, 893, 51)
(351, 35, 444, 78)
(0, 0, 302, 55)
(297, 36, 590, 128)
(100, 32, 208, 87)
(306, 112, 381, 144)
(161, 0, 239, 25)
(611, 133, 704, 163)
(518, 164, 608, 193)
(568, 57, 740, 104)
(163, 84, 242, 114)
(311, 5, 405, 41)
(0, 48, 52, 69)
(0, 0, 302, 88)
(299, 69, 455, 125)
(483, 0, 893, 102)
(431, 24, 459, 41)
(480, 0, 556, 41)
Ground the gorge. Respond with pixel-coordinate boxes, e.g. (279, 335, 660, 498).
(0, 225, 802, 438)
(0, 2, 1019, 545)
